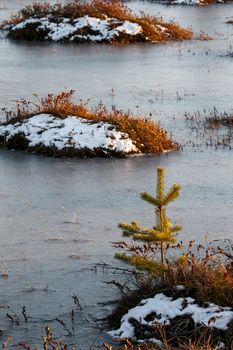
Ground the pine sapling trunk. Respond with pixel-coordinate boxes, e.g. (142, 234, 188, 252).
(157, 167, 165, 269)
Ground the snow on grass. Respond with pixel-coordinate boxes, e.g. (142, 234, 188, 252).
(109, 293, 233, 340)
(116, 21, 142, 35)
(171, 0, 228, 4)
(5, 15, 143, 42)
(0, 114, 138, 154)
(172, 0, 200, 4)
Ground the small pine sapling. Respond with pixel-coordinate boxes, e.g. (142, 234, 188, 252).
(116, 167, 182, 273)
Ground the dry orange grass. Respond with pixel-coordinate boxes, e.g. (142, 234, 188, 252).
(6, 91, 179, 155)
(165, 246, 233, 308)
(4, 0, 131, 24)
(2, 328, 222, 350)
(1, 0, 193, 43)
(105, 339, 223, 350)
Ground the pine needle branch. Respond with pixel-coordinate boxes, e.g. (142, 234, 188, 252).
(140, 192, 160, 206)
(171, 225, 183, 233)
(162, 184, 180, 206)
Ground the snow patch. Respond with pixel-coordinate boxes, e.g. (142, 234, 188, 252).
(172, 0, 200, 4)
(0, 114, 138, 154)
(116, 21, 142, 35)
(175, 285, 186, 291)
(171, 0, 225, 4)
(109, 293, 233, 340)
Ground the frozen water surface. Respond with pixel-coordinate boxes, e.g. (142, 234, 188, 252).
(0, 0, 233, 347)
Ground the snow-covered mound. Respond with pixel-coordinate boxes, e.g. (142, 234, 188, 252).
(0, 114, 138, 157)
(109, 293, 233, 345)
(3, 15, 148, 43)
(2, 14, 191, 43)
(172, 0, 200, 4)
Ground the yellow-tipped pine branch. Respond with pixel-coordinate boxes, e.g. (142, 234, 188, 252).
(162, 184, 180, 206)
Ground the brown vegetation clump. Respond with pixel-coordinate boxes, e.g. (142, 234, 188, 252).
(2, 325, 225, 350)
(104, 338, 227, 350)
(184, 108, 233, 150)
(109, 241, 233, 348)
(1, 91, 179, 155)
(0, 0, 193, 44)
(165, 242, 233, 308)
(113, 241, 233, 312)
